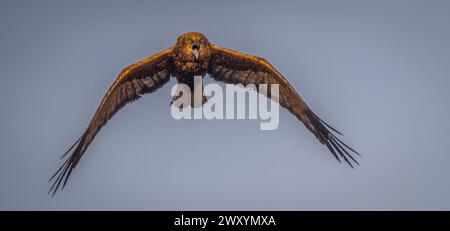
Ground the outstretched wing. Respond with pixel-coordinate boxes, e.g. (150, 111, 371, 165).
(208, 44, 360, 166)
(50, 48, 174, 196)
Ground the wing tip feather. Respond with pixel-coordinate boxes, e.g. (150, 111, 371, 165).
(307, 111, 360, 168)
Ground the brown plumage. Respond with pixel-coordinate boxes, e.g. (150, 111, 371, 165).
(50, 32, 360, 196)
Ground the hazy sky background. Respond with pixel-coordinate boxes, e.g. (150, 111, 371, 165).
(1, 0, 450, 210)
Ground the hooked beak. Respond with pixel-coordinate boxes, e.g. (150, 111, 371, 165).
(192, 41, 200, 59)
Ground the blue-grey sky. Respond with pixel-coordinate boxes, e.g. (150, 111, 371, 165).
(1, 0, 450, 210)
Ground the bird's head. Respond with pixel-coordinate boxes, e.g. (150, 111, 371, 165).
(175, 32, 211, 61)
(172, 32, 212, 75)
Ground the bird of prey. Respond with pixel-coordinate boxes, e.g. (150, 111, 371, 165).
(50, 32, 359, 196)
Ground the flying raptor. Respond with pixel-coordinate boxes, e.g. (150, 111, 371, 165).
(50, 32, 360, 196)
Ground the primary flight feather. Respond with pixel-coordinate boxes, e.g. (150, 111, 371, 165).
(50, 32, 360, 196)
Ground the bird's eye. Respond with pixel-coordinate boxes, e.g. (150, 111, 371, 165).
(187, 39, 193, 44)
